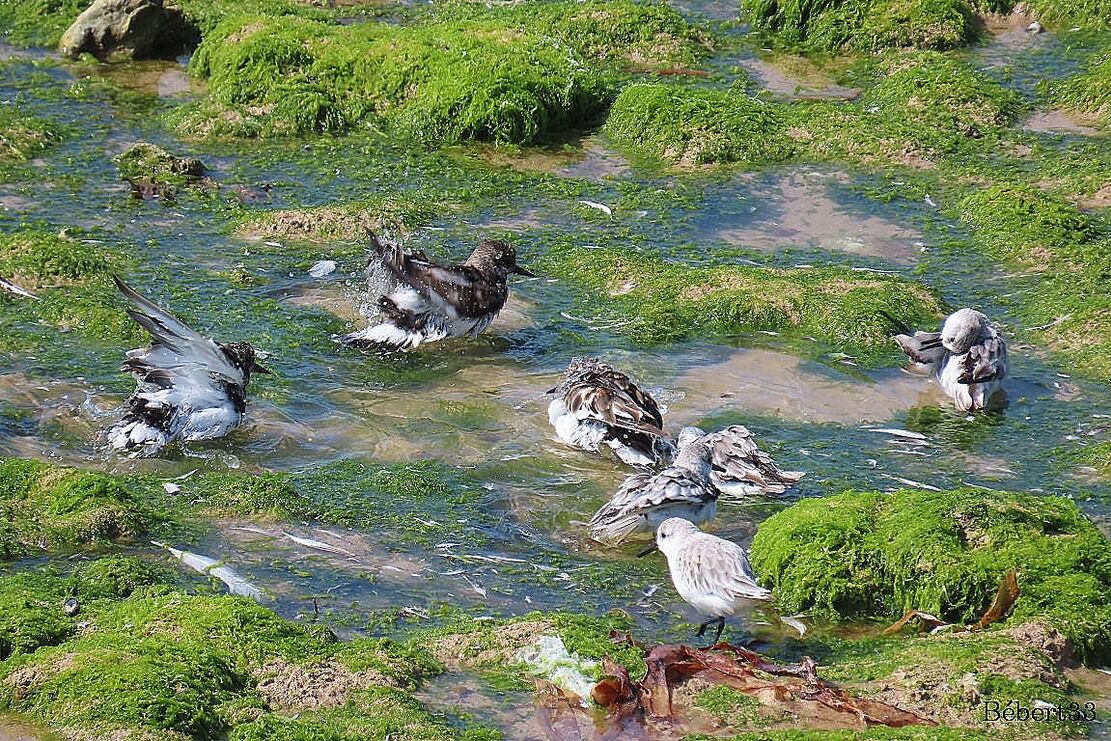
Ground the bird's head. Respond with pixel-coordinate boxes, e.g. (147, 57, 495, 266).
(221, 342, 271, 381)
(642, 517, 699, 558)
(466, 239, 535, 277)
(940, 308, 987, 354)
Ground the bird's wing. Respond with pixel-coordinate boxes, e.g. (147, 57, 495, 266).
(676, 535, 772, 602)
(706, 425, 804, 492)
(590, 472, 655, 522)
(957, 335, 1007, 384)
(0, 277, 37, 299)
(564, 375, 665, 436)
(115, 276, 245, 388)
(894, 330, 946, 366)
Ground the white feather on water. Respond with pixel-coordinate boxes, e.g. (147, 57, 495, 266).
(282, 531, 354, 556)
(153, 541, 264, 601)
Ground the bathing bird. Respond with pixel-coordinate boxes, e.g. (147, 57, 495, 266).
(894, 308, 1007, 412)
(677, 425, 804, 497)
(341, 233, 534, 352)
(640, 517, 772, 648)
(106, 276, 269, 456)
(548, 357, 676, 467)
(589, 436, 715, 544)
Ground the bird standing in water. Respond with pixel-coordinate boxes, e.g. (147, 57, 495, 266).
(894, 308, 1007, 412)
(106, 276, 269, 456)
(548, 357, 675, 467)
(342, 234, 534, 352)
(641, 517, 773, 648)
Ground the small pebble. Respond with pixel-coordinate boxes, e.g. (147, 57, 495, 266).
(162, 482, 181, 495)
(63, 597, 80, 616)
(1026, 21, 1042, 34)
(308, 260, 337, 278)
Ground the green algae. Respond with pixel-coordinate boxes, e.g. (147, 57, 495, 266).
(115, 141, 206, 186)
(235, 191, 444, 245)
(538, 242, 945, 364)
(0, 229, 141, 353)
(177, 12, 612, 143)
(0, 107, 60, 168)
(694, 685, 773, 727)
(956, 184, 1111, 379)
(1052, 51, 1111, 126)
(431, 0, 712, 69)
(0, 0, 85, 47)
(603, 83, 793, 166)
(0, 573, 480, 740)
(1021, 0, 1111, 29)
(0, 229, 111, 284)
(749, 488, 1111, 663)
(0, 458, 160, 559)
(740, 0, 979, 52)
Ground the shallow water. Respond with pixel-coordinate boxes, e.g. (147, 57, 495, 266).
(2, 9, 1111, 739)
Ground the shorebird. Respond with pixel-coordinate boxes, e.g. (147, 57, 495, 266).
(589, 436, 715, 544)
(106, 276, 269, 456)
(640, 517, 773, 647)
(894, 308, 1007, 412)
(677, 425, 804, 497)
(342, 234, 534, 352)
(548, 357, 675, 467)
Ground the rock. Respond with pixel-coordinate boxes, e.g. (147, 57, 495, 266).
(58, 0, 195, 60)
(114, 142, 208, 200)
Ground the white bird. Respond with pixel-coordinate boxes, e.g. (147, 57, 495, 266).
(641, 517, 772, 647)
(677, 425, 804, 497)
(342, 233, 534, 352)
(894, 308, 1007, 412)
(106, 276, 269, 456)
(548, 357, 675, 467)
(589, 437, 715, 544)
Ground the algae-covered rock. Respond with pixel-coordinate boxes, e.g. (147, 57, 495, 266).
(741, 0, 979, 52)
(58, 0, 196, 59)
(0, 577, 474, 740)
(750, 488, 1111, 663)
(177, 12, 612, 143)
(0, 229, 111, 287)
(236, 193, 441, 243)
(957, 184, 1111, 379)
(603, 83, 793, 167)
(115, 141, 207, 199)
(116, 141, 206, 183)
(1053, 51, 1111, 127)
(0, 108, 61, 165)
(0, 458, 159, 558)
(538, 243, 945, 363)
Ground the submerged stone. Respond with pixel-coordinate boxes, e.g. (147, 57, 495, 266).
(749, 487, 1111, 663)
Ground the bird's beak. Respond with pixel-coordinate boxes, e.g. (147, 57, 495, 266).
(637, 543, 658, 557)
(919, 338, 943, 349)
(252, 363, 272, 375)
(512, 265, 537, 277)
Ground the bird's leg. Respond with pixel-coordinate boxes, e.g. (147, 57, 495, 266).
(695, 618, 713, 639)
(699, 617, 725, 649)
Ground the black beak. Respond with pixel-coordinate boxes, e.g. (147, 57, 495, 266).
(512, 265, 536, 277)
(637, 543, 658, 557)
(252, 363, 271, 375)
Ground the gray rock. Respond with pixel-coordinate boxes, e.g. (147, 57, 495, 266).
(58, 0, 194, 60)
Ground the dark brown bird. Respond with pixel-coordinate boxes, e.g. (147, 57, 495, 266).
(547, 357, 675, 467)
(342, 234, 534, 352)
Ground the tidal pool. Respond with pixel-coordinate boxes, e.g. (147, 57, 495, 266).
(1, 5, 1110, 738)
